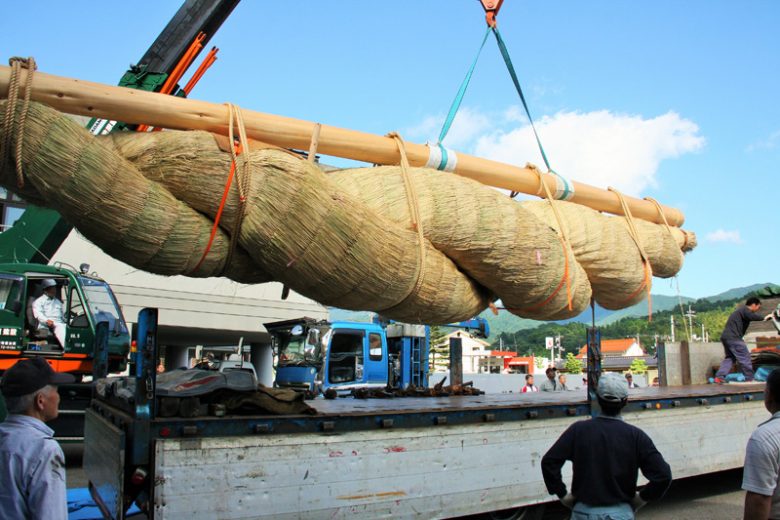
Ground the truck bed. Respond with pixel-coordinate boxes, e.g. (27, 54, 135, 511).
(86, 382, 767, 519)
(88, 383, 760, 438)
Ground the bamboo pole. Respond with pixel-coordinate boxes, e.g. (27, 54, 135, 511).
(0, 66, 685, 226)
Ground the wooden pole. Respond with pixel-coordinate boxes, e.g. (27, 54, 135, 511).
(0, 66, 685, 226)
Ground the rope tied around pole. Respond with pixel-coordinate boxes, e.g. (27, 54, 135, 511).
(609, 187, 653, 319)
(379, 131, 428, 316)
(0, 57, 36, 189)
(224, 103, 252, 270)
(530, 166, 573, 311)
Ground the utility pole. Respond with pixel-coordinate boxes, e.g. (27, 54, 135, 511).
(670, 315, 675, 343)
(684, 305, 696, 339)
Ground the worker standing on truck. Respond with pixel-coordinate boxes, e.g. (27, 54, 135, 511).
(742, 368, 780, 519)
(541, 372, 672, 519)
(32, 279, 67, 347)
(715, 297, 773, 383)
(0, 357, 75, 519)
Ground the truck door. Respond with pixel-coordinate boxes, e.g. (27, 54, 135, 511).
(0, 274, 24, 353)
(326, 329, 365, 386)
(364, 332, 387, 385)
(66, 284, 92, 355)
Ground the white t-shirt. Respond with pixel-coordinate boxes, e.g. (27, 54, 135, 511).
(743, 411, 780, 518)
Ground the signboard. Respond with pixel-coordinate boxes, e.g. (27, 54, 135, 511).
(545, 337, 554, 350)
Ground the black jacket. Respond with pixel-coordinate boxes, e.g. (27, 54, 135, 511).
(541, 415, 672, 506)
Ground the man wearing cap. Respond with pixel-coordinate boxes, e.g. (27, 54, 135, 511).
(0, 357, 75, 519)
(540, 367, 559, 392)
(32, 279, 67, 347)
(541, 372, 672, 519)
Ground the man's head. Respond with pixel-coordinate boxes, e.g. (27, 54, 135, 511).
(525, 374, 534, 384)
(764, 368, 780, 414)
(545, 367, 556, 380)
(625, 373, 633, 382)
(40, 278, 57, 297)
(597, 372, 629, 416)
(746, 296, 762, 313)
(558, 374, 567, 384)
(0, 358, 75, 421)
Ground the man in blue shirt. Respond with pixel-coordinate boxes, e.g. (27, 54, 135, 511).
(541, 372, 672, 519)
(715, 297, 773, 383)
(0, 357, 75, 520)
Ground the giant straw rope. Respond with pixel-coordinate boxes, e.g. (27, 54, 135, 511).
(0, 98, 696, 324)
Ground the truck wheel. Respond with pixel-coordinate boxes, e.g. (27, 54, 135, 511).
(489, 503, 545, 520)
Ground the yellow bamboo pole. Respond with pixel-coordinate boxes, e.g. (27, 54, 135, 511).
(0, 65, 685, 226)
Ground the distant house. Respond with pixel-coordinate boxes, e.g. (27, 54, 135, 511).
(503, 355, 538, 375)
(431, 331, 515, 374)
(567, 338, 656, 385)
(575, 338, 645, 358)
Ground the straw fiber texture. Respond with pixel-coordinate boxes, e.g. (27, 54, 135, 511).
(0, 101, 697, 323)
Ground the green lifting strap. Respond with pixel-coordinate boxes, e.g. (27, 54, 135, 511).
(437, 22, 572, 199)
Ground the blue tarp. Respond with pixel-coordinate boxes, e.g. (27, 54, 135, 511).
(67, 487, 141, 520)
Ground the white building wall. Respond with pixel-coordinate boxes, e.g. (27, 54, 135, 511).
(52, 231, 328, 346)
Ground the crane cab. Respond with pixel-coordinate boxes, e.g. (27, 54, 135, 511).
(0, 262, 130, 375)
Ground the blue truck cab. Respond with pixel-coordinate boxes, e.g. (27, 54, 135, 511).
(265, 318, 430, 396)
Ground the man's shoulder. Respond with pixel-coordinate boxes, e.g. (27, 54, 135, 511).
(751, 417, 780, 444)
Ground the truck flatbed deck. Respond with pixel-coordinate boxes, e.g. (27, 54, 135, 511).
(89, 382, 764, 439)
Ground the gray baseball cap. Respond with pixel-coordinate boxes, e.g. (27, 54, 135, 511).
(597, 372, 629, 401)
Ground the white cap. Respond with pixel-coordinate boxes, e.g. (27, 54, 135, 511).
(597, 372, 629, 402)
(40, 279, 57, 289)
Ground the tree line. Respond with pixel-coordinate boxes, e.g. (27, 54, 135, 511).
(490, 294, 759, 358)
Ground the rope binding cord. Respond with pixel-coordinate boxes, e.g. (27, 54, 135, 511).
(192, 103, 251, 275)
(0, 56, 37, 189)
(379, 132, 428, 315)
(513, 166, 573, 313)
(609, 187, 654, 320)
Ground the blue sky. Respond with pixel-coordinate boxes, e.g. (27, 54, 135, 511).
(2, 1, 778, 299)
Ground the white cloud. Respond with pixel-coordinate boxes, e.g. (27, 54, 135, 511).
(405, 107, 705, 197)
(705, 229, 742, 244)
(473, 110, 705, 196)
(404, 106, 493, 150)
(747, 130, 780, 152)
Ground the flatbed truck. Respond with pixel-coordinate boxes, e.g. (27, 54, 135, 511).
(84, 308, 769, 519)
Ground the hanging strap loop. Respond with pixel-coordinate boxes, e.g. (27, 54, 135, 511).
(532, 166, 573, 311)
(610, 187, 653, 318)
(379, 132, 428, 315)
(1, 56, 37, 189)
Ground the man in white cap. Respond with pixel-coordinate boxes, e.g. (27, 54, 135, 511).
(0, 357, 75, 519)
(541, 372, 672, 519)
(32, 279, 66, 347)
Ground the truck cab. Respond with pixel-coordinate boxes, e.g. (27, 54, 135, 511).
(265, 317, 429, 396)
(0, 262, 130, 375)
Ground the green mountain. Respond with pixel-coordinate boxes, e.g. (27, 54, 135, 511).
(328, 283, 778, 339)
(705, 283, 779, 302)
(483, 282, 778, 336)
